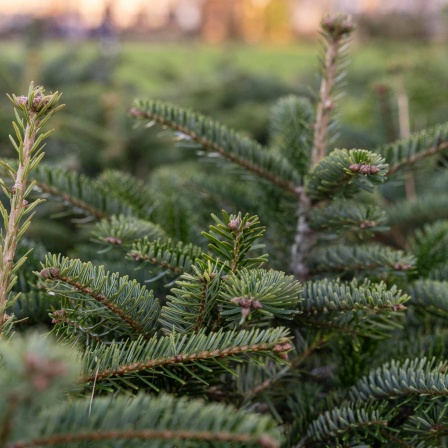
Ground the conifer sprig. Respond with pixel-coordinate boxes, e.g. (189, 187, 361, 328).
(129, 100, 303, 195)
(80, 327, 292, 389)
(312, 14, 355, 164)
(38, 255, 160, 342)
(202, 211, 268, 273)
(0, 84, 63, 328)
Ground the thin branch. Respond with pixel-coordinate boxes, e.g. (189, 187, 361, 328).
(45, 272, 150, 340)
(8, 429, 279, 448)
(130, 108, 302, 197)
(312, 15, 354, 165)
(81, 339, 292, 383)
(387, 141, 448, 176)
(0, 119, 38, 324)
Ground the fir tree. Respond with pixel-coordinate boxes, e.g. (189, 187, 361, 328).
(1, 14, 448, 448)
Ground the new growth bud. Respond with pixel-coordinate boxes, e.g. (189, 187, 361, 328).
(321, 14, 355, 39)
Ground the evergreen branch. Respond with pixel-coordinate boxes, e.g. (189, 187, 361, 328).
(97, 169, 154, 219)
(38, 254, 160, 341)
(309, 201, 388, 236)
(378, 122, 448, 175)
(306, 149, 388, 200)
(310, 244, 415, 274)
(9, 429, 277, 448)
(80, 327, 292, 386)
(129, 237, 202, 275)
(160, 259, 223, 333)
(91, 214, 165, 247)
(269, 95, 314, 175)
(219, 268, 302, 325)
(0, 85, 62, 327)
(409, 279, 448, 313)
(312, 14, 355, 164)
(202, 211, 268, 273)
(387, 194, 448, 229)
(130, 100, 302, 195)
(29, 163, 134, 219)
(9, 394, 281, 448)
(410, 220, 448, 277)
(352, 358, 448, 401)
(298, 278, 408, 315)
(305, 404, 388, 444)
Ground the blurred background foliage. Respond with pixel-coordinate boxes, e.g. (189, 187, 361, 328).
(1, 11, 448, 257)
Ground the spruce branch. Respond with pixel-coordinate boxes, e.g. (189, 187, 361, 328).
(0, 84, 63, 328)
(312, 14, 355, 165)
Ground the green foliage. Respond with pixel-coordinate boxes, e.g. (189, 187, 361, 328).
(306, 148, 388, 200)
(269, 95, 314, 175)
(4, 15, 448, 448)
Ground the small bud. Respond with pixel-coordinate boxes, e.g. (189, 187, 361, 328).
(393, 263, 412, 271)
(251, 300, 263, 309)
(40, 267, 60, 279)
(31, 94, 54, 113)
(392, 304, 406, 312)
(321, 14, 355, 39)
(22, 199, 28, 208)
(359, 220, 375, 229)
(105, 236, 122, 245)
(360, 164, 371, 175)
(51, 309, 66, 324)
(228, 218, 241, 232)
(130, 252, 141, 261)
(16, 96, 28, 107)
(349, 164, 361, 172)
(369, 166, 380, 174)
(324, 99, 333, 110)
(129, 107, 146, 118)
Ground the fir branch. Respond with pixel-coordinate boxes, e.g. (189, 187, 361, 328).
(91, 214, 165, 247)
(310, 244, 415, 274)
(129, 237, 202, 275)
(306, 148, 388, 200)
(160, 259, 223, 333)
(202, 211, 268, 274)
(80, 327, 292, 386)
(38, 254, 160, 341)
(312, 14, 355, 164)
(8, 429, 277, 448)
(298, 278, 408, 315)
(8, 394, 282, 448)
(387, 194, 448, 230)
(97, 169, 154, 219)
(130, 100, 302, 195)
(410, 220, 448, 277)
(0, 85, 63, 327)
(409, 279, 448, 313)
(305, 404, 388, 444)
(219, 268, 302, 325)
(269, 95, 314, 175)
(379, 122, 448, 175)
(309, 201, 388, 236)
(352, 358, 448, 401)
(30, 164, 134, 219)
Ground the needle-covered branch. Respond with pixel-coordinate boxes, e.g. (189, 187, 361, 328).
(0, 84, 63, 328)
